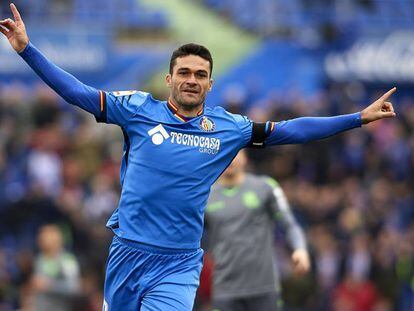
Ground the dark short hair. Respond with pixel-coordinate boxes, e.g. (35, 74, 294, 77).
(169, 43, 213, 77)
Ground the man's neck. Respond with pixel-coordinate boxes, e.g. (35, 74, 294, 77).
(219, 172, 246, 188)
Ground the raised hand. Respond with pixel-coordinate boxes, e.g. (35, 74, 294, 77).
(361, 87, 397, 124)
(0, 3, 29, 53)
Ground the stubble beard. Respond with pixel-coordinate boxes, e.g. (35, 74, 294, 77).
(173, 90, 205, 113)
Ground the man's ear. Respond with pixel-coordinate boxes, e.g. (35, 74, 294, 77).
(166, 74, 172, 88)
(208, 79, 213, 92)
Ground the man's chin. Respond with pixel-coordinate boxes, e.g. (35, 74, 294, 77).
(180, 99, 203, 109)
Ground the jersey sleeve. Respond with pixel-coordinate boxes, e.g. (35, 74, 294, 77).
(265, 113, 362, 146)
(95, 91, 149, 127)
(19, 42, 149, 128)
(229, 113, 253, 148)
(265, 177, 307, 251)
(19, 42, 101, 117)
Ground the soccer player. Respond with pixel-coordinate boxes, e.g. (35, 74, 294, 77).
(0, 4, 396, 311)
(205, 150, 309, 311)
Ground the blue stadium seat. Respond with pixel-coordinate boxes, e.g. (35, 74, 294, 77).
(200, 0, 414, 35)
(16, 0, 169, 31)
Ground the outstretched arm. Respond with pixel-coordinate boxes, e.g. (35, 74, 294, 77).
(267, 112, 362, 145)
(260, 88, 396, 146)
(0, 4, 101, 116)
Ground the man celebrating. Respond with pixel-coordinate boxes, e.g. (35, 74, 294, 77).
(205, 150, 309, 311)
(0, 4, 396, 311)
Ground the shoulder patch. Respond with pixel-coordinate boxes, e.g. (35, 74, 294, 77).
(111, 90, 138, 97)
(109, 91, 149, 106)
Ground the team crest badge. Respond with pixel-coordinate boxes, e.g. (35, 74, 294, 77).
(199, 117, 216, 132)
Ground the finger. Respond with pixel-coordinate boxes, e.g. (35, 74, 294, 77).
(0, 24, 10, 33)
(379, 87, 397, 101)
(0, 19, 17, 31)
(382, 111, 396, 118)
(297, 259, 307, 269)
(381, 102, 394, 113)
(10, 3, 22, 23)
(0, 23, 11, 33)
(294, 258, 305, 268)
(385, 102, 395, 112)
(295, 263, 306, 274)
(0, 25, 10, 37)
(0, 23, 9, 32)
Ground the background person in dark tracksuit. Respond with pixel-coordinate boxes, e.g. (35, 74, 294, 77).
(205, 150, 310, 311)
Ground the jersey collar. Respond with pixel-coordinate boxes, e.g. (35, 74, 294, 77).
(167, 99, 204, 122)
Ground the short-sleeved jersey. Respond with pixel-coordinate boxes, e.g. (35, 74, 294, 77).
(97, 91, 252, 249)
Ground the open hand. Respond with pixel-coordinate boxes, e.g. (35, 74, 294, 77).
(0, 3, 29, 53)
(361, 87, 397, 125)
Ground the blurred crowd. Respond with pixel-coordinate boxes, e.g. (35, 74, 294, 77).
(0, 0, 168, 31)
(200, 0, 412, 41)
(0, 81, 413, 311)
(206, 82, 414, 311)
(0, 83, 120, 310)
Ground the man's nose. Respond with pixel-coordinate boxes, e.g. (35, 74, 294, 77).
(186, 74, 197, 84)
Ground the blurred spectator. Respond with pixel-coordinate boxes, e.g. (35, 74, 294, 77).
(83, 173, 118, 223)
(395, 234, 414, 311)
(331, 273, 379, 311)
(28, 224, 81, 311)
(346, 233, 372, 286)
(27, 147, 62, 199)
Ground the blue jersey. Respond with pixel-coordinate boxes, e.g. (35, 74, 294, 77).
(19, 42, 362, 249)
(98, 91, 252, 248)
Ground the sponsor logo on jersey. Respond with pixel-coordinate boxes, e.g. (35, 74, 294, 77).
(199, 117, 216, 132)
(148, 124, 221, 154)
(147, 124, 170, 145)
(170, 132, 220, 154)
